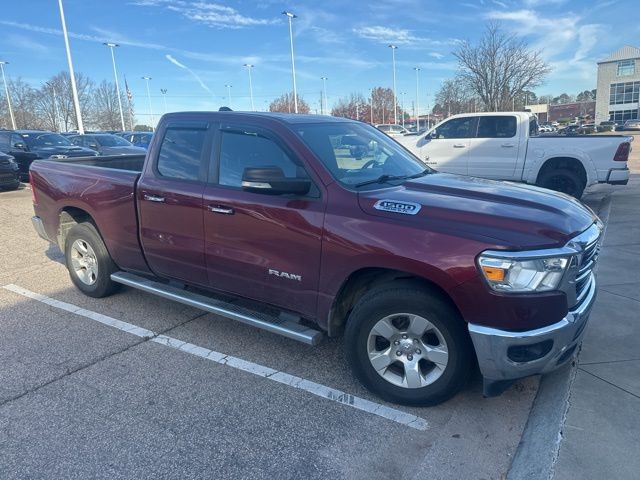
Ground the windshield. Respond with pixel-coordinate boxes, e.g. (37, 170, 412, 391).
(96, 135, 133, 147)
(22, 133, 72, 147)
(295, 122, 428, 188)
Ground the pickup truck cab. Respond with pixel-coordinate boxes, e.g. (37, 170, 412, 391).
(30, 112, 602, 406)
(396, 112, 631, 198)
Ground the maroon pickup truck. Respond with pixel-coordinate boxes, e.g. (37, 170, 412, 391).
(30, 112, 601, 406)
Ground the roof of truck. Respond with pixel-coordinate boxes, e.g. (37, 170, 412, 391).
(161, 111, 356, 125)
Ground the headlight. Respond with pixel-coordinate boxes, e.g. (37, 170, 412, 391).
(478, 253, 570, 293)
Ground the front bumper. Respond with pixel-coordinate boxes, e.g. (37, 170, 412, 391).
(468, 273, 596, 394)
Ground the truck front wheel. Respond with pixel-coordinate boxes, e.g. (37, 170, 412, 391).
(345, 284, 472, 406)
(64, 222, 120, 298)
(536, 168, 585, 198)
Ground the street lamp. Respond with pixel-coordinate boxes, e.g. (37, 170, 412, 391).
(0, 61, 16, 129)
(141, 76, 154, 130)
(282, 11, 298, 113)
(388, 44, 398, 124)
(370, 88, 374, 124)
(321, 76, 328, 115)
(243, 64, 255, 111)
(413, 67, 420, 131)
(224, 84, 232, 107)
(400, 92, 406, 128)
(103, 43, 125, 131)
(160, 88, 168, 113)
(58, 0, 84, 133)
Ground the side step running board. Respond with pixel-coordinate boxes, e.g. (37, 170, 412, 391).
(110, 271, 323, 345)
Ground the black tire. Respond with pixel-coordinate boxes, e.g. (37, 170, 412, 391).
(536, 168, 585, 198)
(345, 283, 472, 406)
(64, 222, 120, 298)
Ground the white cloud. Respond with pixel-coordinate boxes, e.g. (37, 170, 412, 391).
(6, 33, 50, 54)
(132, 0, 276, 29)
(353, 25, 458, 49)
(429, 52, 445, 59)
(165, 54, 212, 94)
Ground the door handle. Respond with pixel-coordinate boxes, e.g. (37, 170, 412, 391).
(501, 143, 515, 148)
(453, 144, 466, 148)
(143, 194, 165, 203)
(208, 205, 234, 215)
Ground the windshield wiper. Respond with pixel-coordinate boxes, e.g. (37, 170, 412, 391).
(355, 169, 430, 188)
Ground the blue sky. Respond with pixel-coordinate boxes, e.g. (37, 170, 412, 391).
(0, 0, 637, 125)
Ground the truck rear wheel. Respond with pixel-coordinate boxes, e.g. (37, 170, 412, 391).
(536, 168, 585, 198)
(345, 284, 472, 406)
(64, 222, 120, 298)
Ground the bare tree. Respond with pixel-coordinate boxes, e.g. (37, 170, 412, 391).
(331, 93, 370, 121)
(369, 87, 403, 124)
(454, 23, 551, 112)
(434, 78, 479, 116)
(269, 92, 310, 114)
(92, 80, 127, 130)
(7, 78, 40, 129)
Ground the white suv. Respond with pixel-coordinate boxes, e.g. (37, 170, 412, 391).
(375, 124, 408, 137)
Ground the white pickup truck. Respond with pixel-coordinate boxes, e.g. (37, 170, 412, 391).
(396, 112, 631, 198)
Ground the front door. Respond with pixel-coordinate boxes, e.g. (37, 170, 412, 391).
(137, 122, 212, 286)
(466, 115, 520, 179)
(202, 124, 324, 317)
(419, 116, 477, 175)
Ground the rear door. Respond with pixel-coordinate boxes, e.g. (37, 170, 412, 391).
(202, 123, 324, 317)
(419, 116, 476, 175)
(137, 121, 213, 286)
(467, 115, 520, 179)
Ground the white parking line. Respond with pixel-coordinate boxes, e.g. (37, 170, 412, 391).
(2, 284, 429, 431)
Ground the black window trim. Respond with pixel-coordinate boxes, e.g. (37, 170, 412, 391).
(475, 115, 518, 139)
(152, 121, 213, 184)
(431, 116, 478, 140)
(210, 122, 321, 199)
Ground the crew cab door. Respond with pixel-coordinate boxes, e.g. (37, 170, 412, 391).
(418, 116, 476, 175)
(466, 115, 520, 179)
(137, 121, 212, 286)
(202, 123, 324, 317)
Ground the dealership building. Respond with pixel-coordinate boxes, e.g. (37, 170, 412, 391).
(595, 45, 640, 124)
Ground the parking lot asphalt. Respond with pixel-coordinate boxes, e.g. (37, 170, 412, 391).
(0, 186, 539, 479)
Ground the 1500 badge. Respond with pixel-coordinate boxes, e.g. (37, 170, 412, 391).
(373, 199, 422, 215)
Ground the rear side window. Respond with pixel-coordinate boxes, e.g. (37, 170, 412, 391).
(476, 116, 517, 138)
(218, 130, 306, 188)
(434, 117, 476, 139)
(0, 132, 9, 150)
(157, 127, 207, 181)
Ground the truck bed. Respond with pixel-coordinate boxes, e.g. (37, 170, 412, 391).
(30, 155, 151, 274)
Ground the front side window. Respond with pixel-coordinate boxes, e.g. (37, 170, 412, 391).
(157, 127, 207, 181)
(0, 132, 10, 150)
(476, 116, 517, 138)
(218, 129, 306, 188)
(21, 133, 73, 148)
(433, 117, 476, 139)
(617, 59, 635, 76)
(96, 135, 132, 147)
(296, 122, 427, 188)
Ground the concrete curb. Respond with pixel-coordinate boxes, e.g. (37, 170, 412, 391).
(506, 194, 613, 480)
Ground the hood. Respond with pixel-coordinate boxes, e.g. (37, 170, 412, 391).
(32, 145, 96, 158)
(357, 173, 597, 249)
(99, 146, 147, 155)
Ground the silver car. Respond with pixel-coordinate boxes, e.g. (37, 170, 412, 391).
(622, 119, 640, 131)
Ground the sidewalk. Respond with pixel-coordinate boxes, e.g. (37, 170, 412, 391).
(554, 175, 640, 479)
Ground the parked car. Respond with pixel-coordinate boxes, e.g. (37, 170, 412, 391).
(118, 132, 153, 149)
(375, 124, 409, 137)
(0, 151, 20, 191)
(598, 121, 618, 132)
(578, 123, 596, 135)
(564, 124, 580, 136)
(397, 112, 631, 198)
(31, 111, 602, 406)
(70, 134, 147, 156)
(622, 119, 640, 131)
(0, 131, 40, 181)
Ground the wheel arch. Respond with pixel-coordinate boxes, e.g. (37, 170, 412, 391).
(58, 207, 99, 251)
(534, 156, 589, 186)
(327, 267, 463, 337)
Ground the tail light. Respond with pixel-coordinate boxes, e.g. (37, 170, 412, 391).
(29, 171, 38, 205)
(613, 142, 630, 162)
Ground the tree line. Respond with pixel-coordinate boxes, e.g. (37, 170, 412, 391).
(0, 71, 137, 132)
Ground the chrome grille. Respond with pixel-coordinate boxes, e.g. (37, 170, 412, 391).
(571, 226, 601, 308)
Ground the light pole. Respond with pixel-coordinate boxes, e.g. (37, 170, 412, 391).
(370, 88, 374, 124)
(414, 67, 420, 131)
(282, 11, 298, 113)
(321, 76, 328, 115)
(160, 88, 168, 113)
(141, 76, 154, 129)
(0, 61, 16, 130)
(103, 43, 125, 130)
(400, 92, 406, 128)
(388, 44, 398, 124)
(244, 64, 255, 111)
(58, 0, 84, 133)
(225, 84, 232, 107)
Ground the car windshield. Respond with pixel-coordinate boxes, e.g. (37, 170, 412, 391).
(96, 135, 133, 147)
(22, 133, 72, 147)
(295, 122, 429, 188)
